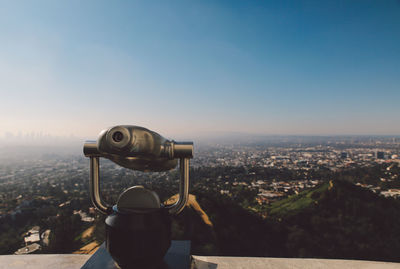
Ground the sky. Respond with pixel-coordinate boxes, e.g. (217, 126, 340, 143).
(0, 0, 399, 140)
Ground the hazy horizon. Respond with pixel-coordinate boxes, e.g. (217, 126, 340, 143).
(0, 130, 399, 147)
(1, 1, 399, 137)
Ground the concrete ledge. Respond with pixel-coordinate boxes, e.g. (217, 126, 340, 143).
(192, 256, 400, 269)
(0, 254, 90, 269)
(1, 254, 399, 269)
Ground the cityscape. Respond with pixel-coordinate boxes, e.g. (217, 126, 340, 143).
(0, 135, 399, 256)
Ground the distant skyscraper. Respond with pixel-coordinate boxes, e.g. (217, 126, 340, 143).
(340, 152, 347, 159)
(377, 152, 385, 159)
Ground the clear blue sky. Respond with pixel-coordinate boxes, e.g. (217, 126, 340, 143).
(0, 0, 399, 138)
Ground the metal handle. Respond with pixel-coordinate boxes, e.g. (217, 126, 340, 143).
(89, 156, 190, 215)
(90, 157, 111, 214)
(166, 158, 190, 215)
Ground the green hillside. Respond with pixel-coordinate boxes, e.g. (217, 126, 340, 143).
(267, 180, 332, 217)
(184, 179, 400, 261)
(267, 179, 400, 261)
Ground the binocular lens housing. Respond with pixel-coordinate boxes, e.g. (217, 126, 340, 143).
(112, 131, 124, 142)
(84, 125, 193, 172)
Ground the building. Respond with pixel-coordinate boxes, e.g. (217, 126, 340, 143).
(377, 151, 385, 159)
(24, 226, 40, 245)
(41, 230, 51, 246)
(14, 243, 41, 255)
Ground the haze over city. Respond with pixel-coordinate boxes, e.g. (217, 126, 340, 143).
(1, 1, 399, 139)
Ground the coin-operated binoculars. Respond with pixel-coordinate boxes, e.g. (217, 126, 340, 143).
(83, 125, 193, 268)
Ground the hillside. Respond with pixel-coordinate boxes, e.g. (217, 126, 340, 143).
(166, 194, 213, 227)
(167, 194, 218, 255)
(269, 179, 400, 261)
(73, 180, 400, 261)
(266, 180, 333, 217)
(187, 180, 400, 261)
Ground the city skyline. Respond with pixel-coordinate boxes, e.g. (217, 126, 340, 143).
(1, 1, 400, 138)
(1, 129, 399, 148)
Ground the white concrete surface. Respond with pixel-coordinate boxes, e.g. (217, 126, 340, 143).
(1, 254, 400, 269)
(192, 256, 400, 269)
(0, 254, 90, 269)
